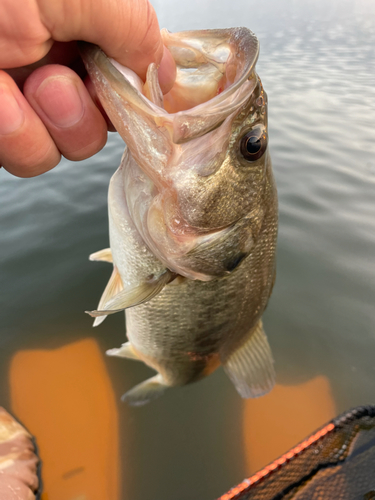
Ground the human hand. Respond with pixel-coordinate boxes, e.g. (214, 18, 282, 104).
(0, 0, 176, 177)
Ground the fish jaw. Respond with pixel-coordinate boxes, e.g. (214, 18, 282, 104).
(81, 28, 271, 281)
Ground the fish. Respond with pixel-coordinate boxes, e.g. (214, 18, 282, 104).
(80, 27, 278, 406)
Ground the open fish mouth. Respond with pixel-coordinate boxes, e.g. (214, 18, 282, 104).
(80, 28, 259, 143)
(80, 29, 269, 281)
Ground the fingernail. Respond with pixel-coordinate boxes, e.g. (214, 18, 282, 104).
(35, 76, 84, 128)
(0, 85, 25, 135)
(158, 47, 176, 95)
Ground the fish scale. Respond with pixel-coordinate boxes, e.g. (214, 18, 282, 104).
(81, 27, 278, 405)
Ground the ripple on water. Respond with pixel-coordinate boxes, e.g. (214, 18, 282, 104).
(1, 3, 375, 499)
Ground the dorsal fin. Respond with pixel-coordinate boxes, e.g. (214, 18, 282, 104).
(89, 248, 113, 263)
(222, 320, 275, 398)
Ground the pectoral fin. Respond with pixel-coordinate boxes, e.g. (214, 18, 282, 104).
(121, 374, 167, 406)
(89, 248, 113, 263)
(223, 320, 275, 398)
(106, 342, 140, 360)
(86, 270, 176, 319)
(91, 266, 123, 327)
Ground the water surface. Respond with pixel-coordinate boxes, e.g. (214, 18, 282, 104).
(1, 1, 374, 499)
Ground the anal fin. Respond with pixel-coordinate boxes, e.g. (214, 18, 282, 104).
(121, 374, 167, 406)
(223, 319, 275, 398)
(106, 342, 140, 360)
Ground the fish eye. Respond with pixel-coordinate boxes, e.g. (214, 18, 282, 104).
(240, 127, 267, 162)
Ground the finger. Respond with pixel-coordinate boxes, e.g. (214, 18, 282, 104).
(24, 65, 108, 161)
(38, 0, 175, 82)
(4, 42, 83, 88)
(0, 70, 60, 177)
(158, 47, 177, 95)
(0, 0, 52, 68)
(0, 0, 176, 95)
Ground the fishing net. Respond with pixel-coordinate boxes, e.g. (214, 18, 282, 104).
(219, 405, 375, 500)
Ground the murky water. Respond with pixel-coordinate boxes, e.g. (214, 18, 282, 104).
(1, 0, 374, 499)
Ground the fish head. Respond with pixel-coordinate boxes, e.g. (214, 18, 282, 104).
(81, 28, 273, 280)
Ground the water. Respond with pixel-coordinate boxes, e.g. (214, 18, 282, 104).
(1, 1, 375, 499)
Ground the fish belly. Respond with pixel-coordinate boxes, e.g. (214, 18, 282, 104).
(108, 155, 277, 391)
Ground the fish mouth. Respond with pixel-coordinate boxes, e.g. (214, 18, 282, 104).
(79, 27, 259, 144)
(161, 28, 259, 117)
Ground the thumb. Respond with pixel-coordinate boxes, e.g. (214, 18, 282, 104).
(39, 0, 165, 80)
(0, 0, 173, 84)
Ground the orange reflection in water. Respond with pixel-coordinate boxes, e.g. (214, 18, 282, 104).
(242, 376, 336, 473)
(9, 338, 120, 500)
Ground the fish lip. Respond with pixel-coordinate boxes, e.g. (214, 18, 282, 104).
(78, 27, 259, 144)
(78, 41, 162, 117)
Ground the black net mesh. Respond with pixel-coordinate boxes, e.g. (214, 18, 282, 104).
(219, 406, 375, 500)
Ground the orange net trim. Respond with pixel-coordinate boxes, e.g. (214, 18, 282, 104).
(218, 422, 335, 500)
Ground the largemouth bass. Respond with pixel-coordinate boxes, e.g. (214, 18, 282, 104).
(81, 27, 278, 406)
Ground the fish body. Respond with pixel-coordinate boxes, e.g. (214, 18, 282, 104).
(81, 28, 278, 405)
